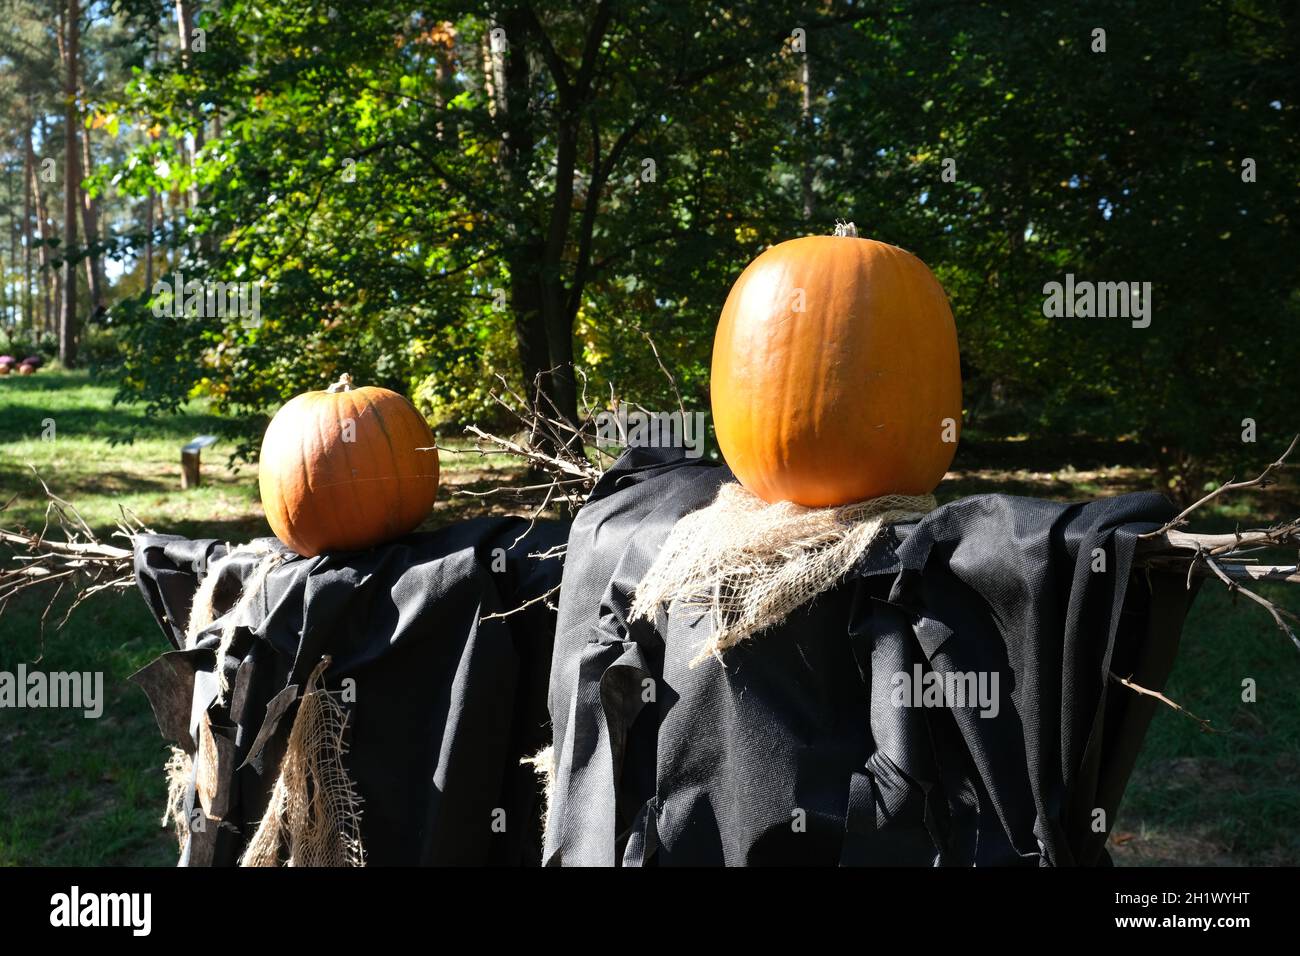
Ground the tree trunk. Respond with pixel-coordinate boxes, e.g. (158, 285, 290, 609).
(3, 169, 11, 327)
(79, 119, 105, 315)
(800, 49, 814, 222)
(538, 111, 581, 427)
(174, 0, 195, 70)
(144, 190, 154, 291)
(60, 0, 81, 368)
(432, 27, 451, 142)
(493, 12, 560, 426)
(508, 254, 552, 402)
(9, 162, 21, 327)
(175, 0, 206, 253)
(22, 126, 34, 332)
(170, 185, 183, 269)
(497, 9, 612, 429)
(27, 136, 53, 336)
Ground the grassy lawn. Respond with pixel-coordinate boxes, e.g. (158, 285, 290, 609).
(1, 368, 1297, 865)
(1113, 582, 1300, 866)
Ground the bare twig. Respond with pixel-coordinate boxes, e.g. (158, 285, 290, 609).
(451, 344, 687, 619)
(1137, 521, 1300, 557)
(452, 368, 606, 521)
(1139, 434, 1299, 539)
(454, 477, 592, 498)
(1142, 556, 1300, 585)
(1109, 671, 1218, 733)
(481, 583, 562, 621)
(0, 478, 147, 632)
(1201, 554, 1300, 653)
(459, 425, 597, 483)
(637, 326, 686, 419)
(1132, 437, 1300, 652)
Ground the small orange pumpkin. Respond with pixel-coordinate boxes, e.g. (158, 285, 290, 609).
(258, 373, 439, 556)
(17, 363, 35, 376)
(711, 223, 962, 506)
(0, 364, 9, 376)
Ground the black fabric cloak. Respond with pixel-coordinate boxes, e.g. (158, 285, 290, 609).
(543, 448, 1196, 866)
(130, 517, 567, 866)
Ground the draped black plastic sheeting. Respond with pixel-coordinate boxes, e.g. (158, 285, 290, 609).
(543, 448, 1199, 867)
(131, 517, 568, 866)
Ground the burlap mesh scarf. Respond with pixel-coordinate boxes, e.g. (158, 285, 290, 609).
(239, 658, 366, 867)
(631, 481, 935, 664)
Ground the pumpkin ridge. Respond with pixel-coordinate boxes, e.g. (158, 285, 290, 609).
(337, 391, 372, 542)
(287, 400, 316, 553)
(769, 257, 792, 502)
(312, 395, 352, 550)
(295, 397, 321, 553)
(357, 388, 405, 537)
(307, 474, 406, 488)
(258, 415, 287, 550)
(806, 251, 835, 497)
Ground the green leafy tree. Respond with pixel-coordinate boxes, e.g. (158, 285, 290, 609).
(30, 0, 1296, 494)
(820, 1, 1300, 499)
(102, 1, 868, 449)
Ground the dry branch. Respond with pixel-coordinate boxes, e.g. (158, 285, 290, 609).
(437, 366, 618, 557)
(4, 413, 1298, 660)
(480, 583, 562, 621)
(445, 353, 693, 616)
(1109, 672, 1218, 733)
(1133, 437, 1300, 652)
(1139, 434, 1299, 539)
(0, 470, 147, 630)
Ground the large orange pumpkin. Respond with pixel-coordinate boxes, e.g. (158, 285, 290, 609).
(258, 373, 439, 556)
(711, 223, 961, 506)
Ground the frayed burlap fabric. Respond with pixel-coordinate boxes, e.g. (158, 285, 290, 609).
(240, 658, 366, 867)
(521, 745, 556, 844)
(631, 481, 935, 664)
(161, 745, 193, 852)
(185, 541, 286, 705)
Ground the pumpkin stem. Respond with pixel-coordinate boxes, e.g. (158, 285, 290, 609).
(833, 221, 858, 238)
(327, 373, 354, 393)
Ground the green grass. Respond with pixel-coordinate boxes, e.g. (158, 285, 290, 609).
(0, 591, 178, 866)
(1, 368, 1297, 865)
(1116, 581, 1300, 865)
(0, 370, 264, 540)
(0, 371, 252, 865)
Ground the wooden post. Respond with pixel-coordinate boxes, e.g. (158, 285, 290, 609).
(181, 435, 217, 489)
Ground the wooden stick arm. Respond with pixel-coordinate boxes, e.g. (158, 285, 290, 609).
(1136, 523, 1300, 589)
(0, 529, 133, 560)
(1136, 525, 1300, 557)
(1141, 556, 1300, 584)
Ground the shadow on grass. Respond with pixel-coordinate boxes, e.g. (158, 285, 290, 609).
(955, 433, 1152, 472)
(0, 372, 239, 446)
(938, 474, 1082, 503)
(0, 463, 212, 500)
(0, 405, 229, 447)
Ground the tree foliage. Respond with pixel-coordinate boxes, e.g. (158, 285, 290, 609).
(2, 1, 1295, 491)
